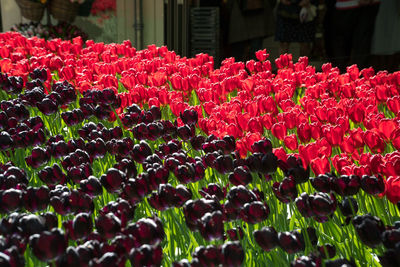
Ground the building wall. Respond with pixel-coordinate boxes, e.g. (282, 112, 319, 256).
(1, 0, 164, 49)
(117, 0, 164, 48)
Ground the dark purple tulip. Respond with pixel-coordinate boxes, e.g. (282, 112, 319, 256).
(100, 168, 125, 193)
(278, 231, 305, 254)
(69, 190, 94, 214)
(192, 245, 222, 267)
(70, 213, 93, 240)
(37, 98, 58, 115)
(352, 214, 385, 248)
(202, 141, 217, 153)
(360, 175, 385, 195)
(123, 217, 164, 247)
(239, 201, 270, 224)
(29, 228, 67, 262)
(94, 104, 112, 120)
(229, 166, 253, 186)
(101, 199, 135, 228)
(132, 122, 149, 140)
(26, 146, 50, 168)
(18, 214, 46, 237)
(129, 244, 162, 267)
(180, 109, 198, 125)
(177, 124, 195, 141)
(0, 189, 22, 212)
(141, 110, 154, 124)
(190, 135, 206, 151)
(260, 152, 279, 174)
(251, 138, 273, 154)
(272, 176, 297, 203)
(98, 88, 117, 105)
(246, 153, 263, 173)
(4, 166, 28, 185)
(0, 245, 25, 267)
(41, 212, 58, 230)
(48, 92, 62, 106)
(30, 68, 48, 81)
(174, 163, 195, 184)
(288, 165, 310, 184)
(253, 227, 279, 251)
(38, 164, 67, 185)
(114, 158, 137, 179)
(331, 175, 361, 196)
(80, 176, 103, 196)
(227, 227, 244, 241)
(295, 193, 314, 218)
(311, 174, 334, 193)
(121, 177, 149, 204)
(61, 109, 85, 126)
(56, 246, 80, 267)
(149, 105, 161, 120)
(22, 186, 49, 212)
(131, 141, 152, 163)
(199, 211, 225, 241)
(227, 185, 258, 209)
(310, 192, 337, 219)
(222, 241, 244, 267)
(0, 132, 13, 150)
(173, 184, 192, 207)
(91, 252, 126, 267)
(199, 183, 226, 201)
(339, 197, 358, 218)
(95, 213, 121, 240)
(214, 155, 234, 174)
(223, 200, 240, 221)
(382, 229, 400, 249)
(183, 198, 222, 231)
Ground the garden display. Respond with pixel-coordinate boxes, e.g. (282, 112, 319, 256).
(0, 31, 400, 266)
(10, 22, 88, 41)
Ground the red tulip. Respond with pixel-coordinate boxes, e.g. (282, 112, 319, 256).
(323, 125, 343, 146)
(364, 130, 386, 154)
(387, 96, 400, 115)
(311, 156, 331, 175)
(271, 122, 287, 141)
(378, 119, 398, 141)
(284, 134, 298, 151)
(255, 49, 268, 62)
(297, 122, 312, 143)
(386, 176, 400, 204)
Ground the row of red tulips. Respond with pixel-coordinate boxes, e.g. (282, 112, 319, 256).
(0, 32, 399, 204)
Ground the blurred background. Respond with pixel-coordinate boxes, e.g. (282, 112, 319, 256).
(1, 0, 399, 71)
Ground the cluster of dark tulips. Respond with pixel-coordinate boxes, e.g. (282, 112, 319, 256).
(0, 31, 399, 266)
(0, 71, 397, 267)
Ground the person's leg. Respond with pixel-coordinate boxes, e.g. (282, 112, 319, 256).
(248, 37, 263, 59)
(323, 0, 336, 61)
(279, 42, 290, 55)
(351, 4, 380, 69)
(331, 9, 354, 72)
(300, 42, 312, 57)
(230, 40, 248, 62)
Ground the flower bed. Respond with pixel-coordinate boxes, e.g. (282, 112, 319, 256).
(0, 32, 399, 266)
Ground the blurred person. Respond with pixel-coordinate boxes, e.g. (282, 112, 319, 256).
(227, 0, 276, 62)
(331, 0, 380, 72)
(323, 0, 336, 61)
(371, 0, 400, 72)
(275, 0, 318, 57)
